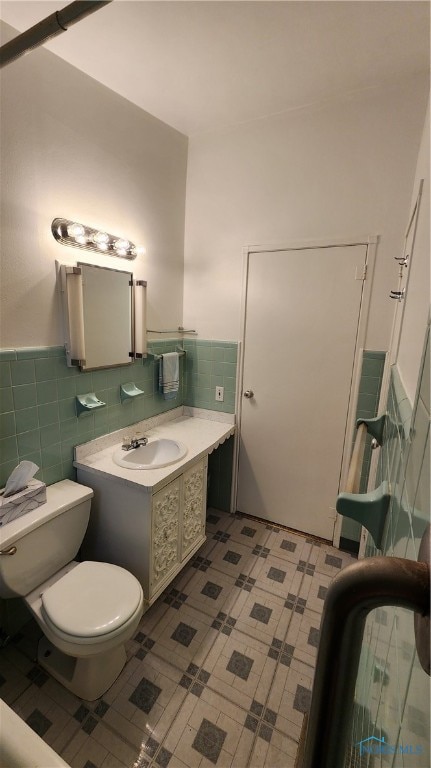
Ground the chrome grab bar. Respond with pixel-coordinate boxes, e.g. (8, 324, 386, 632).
(301, 528, 430, 768)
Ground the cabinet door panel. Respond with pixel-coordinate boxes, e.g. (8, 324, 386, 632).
(151, 477, 180, 594)
(182, 497, 205, 557)
(181, 459, 206, 558)
(183, 460, 205, 501)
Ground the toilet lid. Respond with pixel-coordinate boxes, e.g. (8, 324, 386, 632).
(41, 561, 142, 637)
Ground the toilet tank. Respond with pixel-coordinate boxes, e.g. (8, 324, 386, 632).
(0, 480, 93, 598)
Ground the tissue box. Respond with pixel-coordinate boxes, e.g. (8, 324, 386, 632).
(0, 479, 47, 526)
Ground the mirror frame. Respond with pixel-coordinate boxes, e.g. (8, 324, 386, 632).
(58, 261, 147, 370)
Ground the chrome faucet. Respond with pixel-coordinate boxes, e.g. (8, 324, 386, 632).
(122, 435, 148, 451)
(131, 436, 148, 449)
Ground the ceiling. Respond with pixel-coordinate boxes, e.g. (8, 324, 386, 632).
(1, 1, 429, 136)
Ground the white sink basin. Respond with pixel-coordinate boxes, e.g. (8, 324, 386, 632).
(113, 438, 187, 470)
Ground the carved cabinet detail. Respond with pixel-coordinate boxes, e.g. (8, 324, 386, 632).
(149, 457, 207, 599)
(182, 461, 206, 559)
(151, 477, 181, 591)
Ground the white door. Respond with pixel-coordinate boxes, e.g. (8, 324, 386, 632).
(237, 244, 368, 540)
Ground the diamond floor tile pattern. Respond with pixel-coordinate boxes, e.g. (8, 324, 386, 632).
(2, 507, 356, 767)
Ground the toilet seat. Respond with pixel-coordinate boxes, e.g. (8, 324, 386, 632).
(41, 561, 142, 640)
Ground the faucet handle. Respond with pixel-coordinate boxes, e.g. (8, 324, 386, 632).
(122, 435, 131, 450)
(127, 432, 148, 449)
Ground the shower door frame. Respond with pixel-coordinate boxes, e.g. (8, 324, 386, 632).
(233, 234, 378, 546)
(357, 181, 425, 557)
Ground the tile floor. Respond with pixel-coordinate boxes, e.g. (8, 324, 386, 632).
(0, 509, 355, 768)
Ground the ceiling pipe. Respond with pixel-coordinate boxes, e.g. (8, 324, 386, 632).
(0, 0, 113, 69)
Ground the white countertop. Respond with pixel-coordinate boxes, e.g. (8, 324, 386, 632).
(74, 414, 235, 493)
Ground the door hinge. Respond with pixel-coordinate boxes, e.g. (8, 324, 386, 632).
(355, 264, 367, 281)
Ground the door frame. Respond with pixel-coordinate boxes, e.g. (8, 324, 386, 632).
(232, 235, 378, 545)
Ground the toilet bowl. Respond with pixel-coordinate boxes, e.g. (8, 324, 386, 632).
(26, 559, 144, 700)
(0, 480, 144, 700)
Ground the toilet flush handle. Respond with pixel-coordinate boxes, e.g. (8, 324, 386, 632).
(0, 545, 17, 555)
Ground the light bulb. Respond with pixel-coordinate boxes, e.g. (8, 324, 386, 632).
(93, 231, 109, 244)
(97, 242, 108, 251)
(116, 248, 127, 257)
(67, 223, 85, 238)
(75, 235, 87, 245)
(114, 239, 130, 251)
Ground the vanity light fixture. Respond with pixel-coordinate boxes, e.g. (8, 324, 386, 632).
(52, 218, 146, 261)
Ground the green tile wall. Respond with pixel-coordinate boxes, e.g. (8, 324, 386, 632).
(183, 340, 237, 413)
(341, 350, 386, 543)
(348, 325, 430, 768)
(0, 340, 238, 490)
(0, 342, 187, 486)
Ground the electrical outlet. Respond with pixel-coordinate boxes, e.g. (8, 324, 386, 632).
(215, 386, 224, 402)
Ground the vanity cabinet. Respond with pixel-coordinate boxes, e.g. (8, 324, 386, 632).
(150, 458, 206, 596)
(79, 455, 208, 609)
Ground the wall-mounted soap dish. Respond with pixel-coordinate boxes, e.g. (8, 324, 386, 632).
(76, 393, 106, 417)
(120, 382, 145, 402)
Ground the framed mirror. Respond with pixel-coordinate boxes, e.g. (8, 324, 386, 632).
(59, 262, 147, 370)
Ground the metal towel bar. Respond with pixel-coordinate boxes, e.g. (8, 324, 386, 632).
(301, 527, 430, 768)
(346, 414, 387, 494)
(147, 327, 197, 334)
(336, 416, 390, 548)
(146, 346, 186, 361)
(345, 422, 367, 494)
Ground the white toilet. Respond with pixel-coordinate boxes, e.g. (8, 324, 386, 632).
(0, 479, 144, 700)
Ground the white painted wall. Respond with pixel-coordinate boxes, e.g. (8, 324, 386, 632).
(396, 101, 430, 404)
(1, 17, 428, 362)
(0, 22, 188, 349)
(183, 75, 429, 346)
